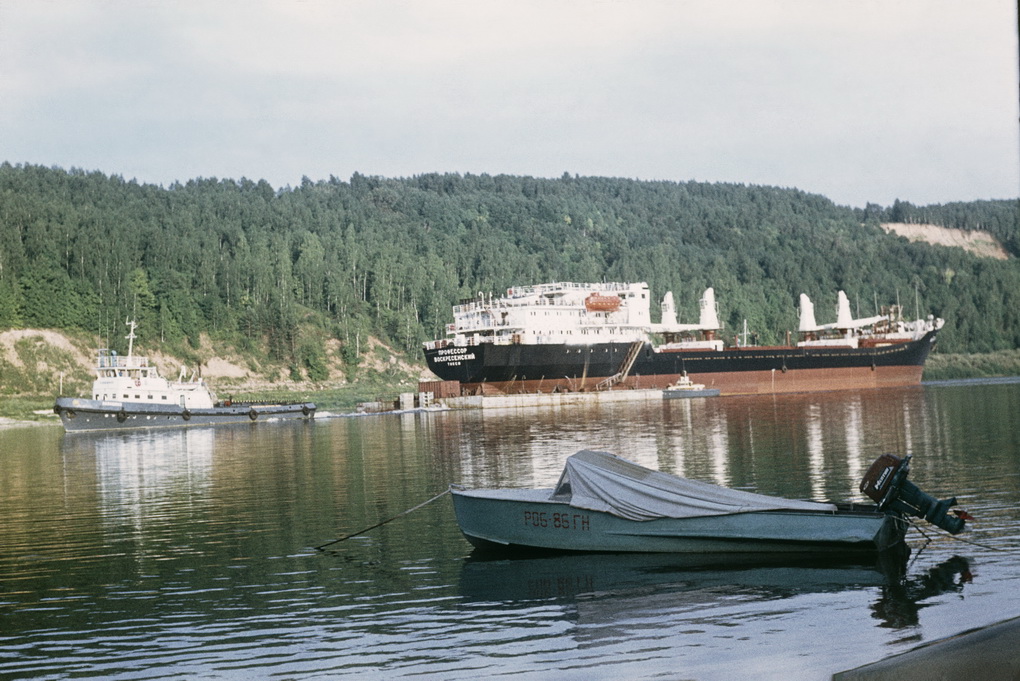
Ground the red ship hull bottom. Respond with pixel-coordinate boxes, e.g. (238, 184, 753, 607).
(448, 365, 925, 397)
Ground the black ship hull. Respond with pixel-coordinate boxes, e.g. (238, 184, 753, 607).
(54, 397, 316, 432)
(423, 330, 939, 396)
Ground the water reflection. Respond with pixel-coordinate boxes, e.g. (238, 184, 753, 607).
(459, 551, 906, 604)
(94, 429, 213, 515)
(434, 387, 946, 508)
(844, 396, 865, 486)
(1, 380, 1018, 681)
(458, 549, 974, 632)
(872, 555, 973, 629)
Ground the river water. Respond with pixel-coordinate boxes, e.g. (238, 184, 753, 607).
(2, 380, 1019, 680)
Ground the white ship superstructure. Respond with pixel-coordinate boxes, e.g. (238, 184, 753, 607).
(435, 282, 721, 349)
(91, 320, 216, 409)
(798, 291, 943, 348)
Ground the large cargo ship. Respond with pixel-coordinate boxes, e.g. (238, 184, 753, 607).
(422, 282, 943, 397)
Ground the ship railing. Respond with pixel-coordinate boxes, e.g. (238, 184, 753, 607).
(426, 333, 524, 351)
(453, 282, 638, 313)
(451, 315, 514, 328)
(425, 337, 481, 351)
(507, 281, 635, 298)
(97, 354, 150, 368)
(509, 281, 629, 296)
(452, 297, 591, 315)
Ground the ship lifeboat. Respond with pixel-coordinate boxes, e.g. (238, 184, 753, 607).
(585, 293, 622, 312)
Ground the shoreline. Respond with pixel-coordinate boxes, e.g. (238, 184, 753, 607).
(0, 416, 54, 430)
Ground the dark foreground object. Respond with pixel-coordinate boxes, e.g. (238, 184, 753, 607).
(833, 615, 1020, 681)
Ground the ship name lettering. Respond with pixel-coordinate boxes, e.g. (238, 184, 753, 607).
(435, 348, 476, 363)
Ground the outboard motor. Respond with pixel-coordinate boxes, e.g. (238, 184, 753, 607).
(860, 454, 967, 534)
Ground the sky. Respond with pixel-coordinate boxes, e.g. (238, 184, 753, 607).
(1, 0, 1018, 208)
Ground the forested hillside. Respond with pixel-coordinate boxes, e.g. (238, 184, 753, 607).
(1, 163, 1017, 378)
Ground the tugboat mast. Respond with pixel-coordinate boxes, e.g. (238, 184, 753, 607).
(124, 319, 138, 360)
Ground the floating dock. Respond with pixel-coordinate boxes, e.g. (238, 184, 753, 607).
(439, 388, 671, 410)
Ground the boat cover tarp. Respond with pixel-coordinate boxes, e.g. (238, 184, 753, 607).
(552, 450, 838, 521)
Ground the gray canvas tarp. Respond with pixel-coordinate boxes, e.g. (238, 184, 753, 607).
(552, 450, 838, 521)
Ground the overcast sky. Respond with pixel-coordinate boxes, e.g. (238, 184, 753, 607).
(2, 0, 1018, 207)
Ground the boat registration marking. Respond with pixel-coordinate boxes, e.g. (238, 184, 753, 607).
(524, 510, 590, 531)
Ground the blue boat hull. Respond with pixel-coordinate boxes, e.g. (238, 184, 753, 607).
(452, 488, 905, 555)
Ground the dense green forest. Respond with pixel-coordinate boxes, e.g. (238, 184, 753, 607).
(1, 163, 1017, 379)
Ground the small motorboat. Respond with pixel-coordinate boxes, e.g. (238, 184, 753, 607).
(662, 372, 720, 399)
(451, 450, 967, 555)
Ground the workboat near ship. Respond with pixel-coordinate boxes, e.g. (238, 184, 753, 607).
(422, 282, 943, 397)
(54, 321, 315, 432)
(662, 372, 720, 399)
(451, 450, 968, 555)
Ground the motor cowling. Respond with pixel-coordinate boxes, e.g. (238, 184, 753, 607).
(860, 454, 967, 535)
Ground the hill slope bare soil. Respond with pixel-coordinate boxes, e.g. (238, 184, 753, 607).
(881, 223, 1009, 260)
(0, 329, 427, 399)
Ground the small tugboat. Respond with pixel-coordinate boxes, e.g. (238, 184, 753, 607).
(54, 320, 316, 432)
(662, 372, 720, 399)
(451, 450, 968, 555)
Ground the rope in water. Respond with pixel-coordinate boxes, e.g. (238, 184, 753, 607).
(314, 488, 452, 552)
(906, 516, 1010, 553)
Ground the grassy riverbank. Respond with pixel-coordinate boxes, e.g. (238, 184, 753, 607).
(923, 349, 1020, 381)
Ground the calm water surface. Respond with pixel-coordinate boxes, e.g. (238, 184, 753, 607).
(2, 380, 1020, 680)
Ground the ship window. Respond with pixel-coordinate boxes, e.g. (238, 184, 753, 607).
(162, 396, 168, 400)
(123, 394, 129, 398)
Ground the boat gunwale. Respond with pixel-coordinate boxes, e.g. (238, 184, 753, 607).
(449, 486, 886, 518)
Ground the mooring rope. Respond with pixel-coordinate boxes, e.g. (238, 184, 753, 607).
(314, 489, 452, 552)
(906, 516, 1011, 553)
